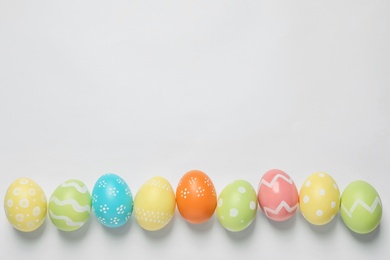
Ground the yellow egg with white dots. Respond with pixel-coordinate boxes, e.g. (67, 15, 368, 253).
(4, 178, 47, 232)
(134, 176, 176, 231)
(299, 172, 340, 225)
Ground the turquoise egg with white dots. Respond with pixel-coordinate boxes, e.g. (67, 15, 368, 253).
(216, 180, 257, 232)
(92, 174, 133, 228)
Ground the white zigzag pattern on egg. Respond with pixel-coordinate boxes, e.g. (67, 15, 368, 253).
(341, 197, 382, 218)
(50, 196, 91, 213)
(49, 210, 85, 227)
(259, 173, 293, 189)
(263, 201, 298, 217)
(61, 182, 89, 193)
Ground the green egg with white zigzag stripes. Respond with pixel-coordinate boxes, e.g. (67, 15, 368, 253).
(340, 180, 382, 234)
(49, 179, 92, 231)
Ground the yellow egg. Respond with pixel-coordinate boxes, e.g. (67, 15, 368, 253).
(4, 178, 47, 232)
(134, 176, 176, 231)
(299, 172, 340, 225)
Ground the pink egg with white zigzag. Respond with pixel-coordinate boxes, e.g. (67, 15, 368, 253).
(258, 169, 299, 221)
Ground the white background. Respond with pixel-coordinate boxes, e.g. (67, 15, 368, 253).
(0, 0, 389, 259)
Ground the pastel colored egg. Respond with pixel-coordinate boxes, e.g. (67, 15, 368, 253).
(299, 172, 340, 225)
(216, 180, 257, 232)
(49, 179, 92, 231)
(4, 178, 47, 232)
(176, 170, 217, 224)
(92, 173, 133, 228)
(340, 180, 382, 234)
(258, 169, 299, 221)
(134, 176, 176, 231)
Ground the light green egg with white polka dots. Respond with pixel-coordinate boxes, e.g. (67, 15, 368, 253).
(49, 179, 92, 231)
(217, 180, 258, 232)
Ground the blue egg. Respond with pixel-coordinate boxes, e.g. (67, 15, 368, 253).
(92, 173, 133, 228)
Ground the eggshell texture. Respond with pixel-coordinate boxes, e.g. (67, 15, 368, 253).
(176, 170, 217, 224)
(134, 176, 176, 231)
(92, 174, 133, 228)
(217, 180, 257, 232)
(340, 180, 382, 234)
(258, 169, 299, 221)
(49, 179, 91, 231)
(299, 172, 340, 225)
(4, 178, 47, 232)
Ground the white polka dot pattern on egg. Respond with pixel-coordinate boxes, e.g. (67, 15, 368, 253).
(147, 178, 173, 192)
(299, 172, 340, 225)
(204, 177, 212, 187)
(15, 214, 24, 222)
(230, 208, 238, 217)
(134, 208, 172, 226)
(238, 187, 246, 193)
(249, 201, 256, 210)
(216, 180, 257, 232)
(19, 179, 29, 185)
(196, 187, 205, 197)
(180, 188, 190, 199)
(92, 174, 133, 228)
(13, 188, 22, 196)
(134, 176, 176, 230)
(4, 178, 47, 232)
(189, 177, 197, 185)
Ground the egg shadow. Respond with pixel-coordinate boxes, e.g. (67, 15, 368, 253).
(12, 219, 47, 241)
(266, 213, 297, 230)
(142, 213, 175, 240)
(185, 214, 215, 234)
(302, 212, 338, 235)
(224, 217, 257, 242)
(346, 223, 381, 243)
(57, 217, 92, 242)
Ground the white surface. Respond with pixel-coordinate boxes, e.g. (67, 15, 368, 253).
(0, 0, 389, 259)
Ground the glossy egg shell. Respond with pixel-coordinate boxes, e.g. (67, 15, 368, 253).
(92, 173, 133, 228)
(299, 172, 340, 225)
(340, 180, 382, 234)
(258, 169, 298, 221)
(49, 179, 91, 231)
(217, 180, 257, 232)
(176, 170, 217, 224)
(4, 178, 47, 232)
(134, 176, 176, 231)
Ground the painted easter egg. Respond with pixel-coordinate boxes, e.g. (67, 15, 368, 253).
(4, 178, 47, 232)
(299, 172, 340, 225)
(340, 180, 382, 234)
(258, 169, 299, 221)
(134, 176, 176, 231)
(92, 173, 133, 228)
(176, 170, 217, 224)
(216, 180, 257, 232)
(48, 179, 91, 231)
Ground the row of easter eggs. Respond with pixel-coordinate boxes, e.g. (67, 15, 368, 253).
(3, 169, 382, 235)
